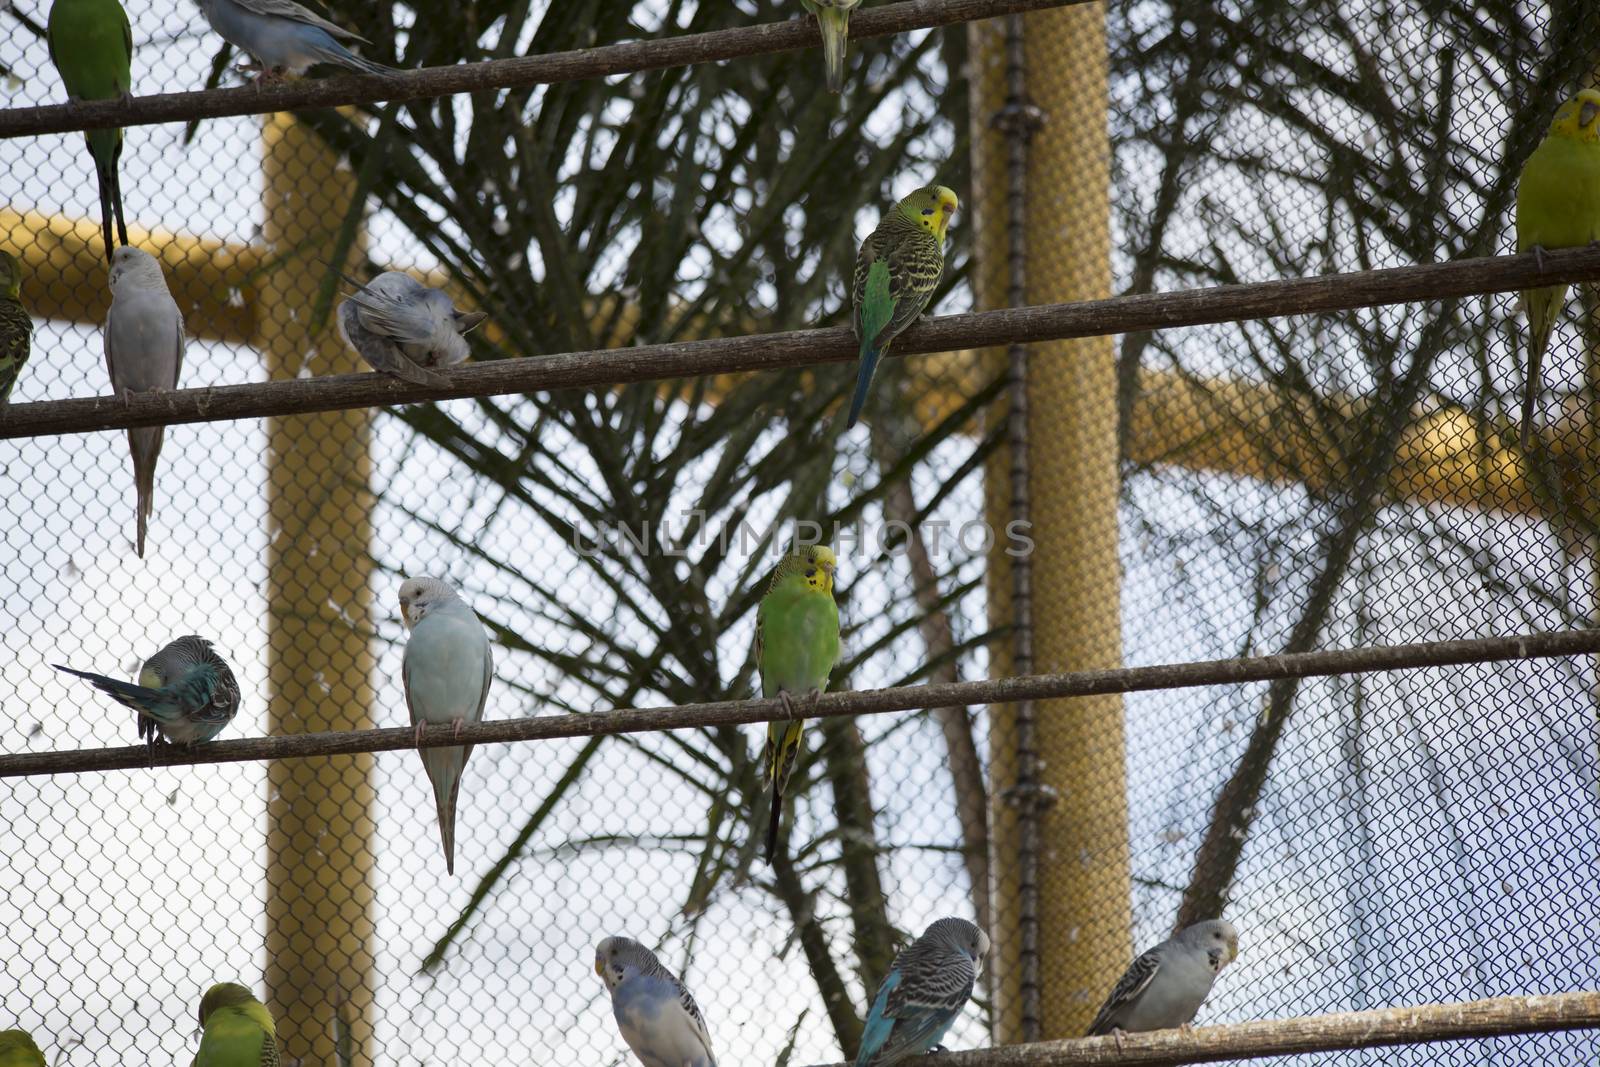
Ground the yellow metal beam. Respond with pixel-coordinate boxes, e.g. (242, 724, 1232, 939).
(258, 113, 378, 1066)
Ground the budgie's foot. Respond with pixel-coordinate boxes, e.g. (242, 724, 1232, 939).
(778, 690, 797, 720)
(804, 686, 824, 715)
(1533, 244, 1548, 273)
(1178, 1023, 1194, 1034)
(413, 720, 427, 746)
(451, 716, 465, 740)
(927, 1044, 948, 1054)
(1112, 1027, 1127, 1053)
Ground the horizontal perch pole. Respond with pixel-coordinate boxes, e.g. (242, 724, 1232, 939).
(2, 246, 1598, 440)
(0, 0, 1085, 138)
(4, 627, 1596, 777)
(797, 990, 1600, 1066)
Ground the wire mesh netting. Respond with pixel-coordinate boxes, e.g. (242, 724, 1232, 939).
(0, 0, 1597, 1065)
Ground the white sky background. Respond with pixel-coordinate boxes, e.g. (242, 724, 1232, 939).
(1, 1, 1598, 1066)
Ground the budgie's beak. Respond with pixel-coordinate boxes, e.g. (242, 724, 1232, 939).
(1582, 100, 1600, 130)
(594, 957, 605, 976)
(398, 596, 412, 630)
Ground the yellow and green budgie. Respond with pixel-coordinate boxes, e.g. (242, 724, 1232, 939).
(801, 0, 862, 94)
(1516, 88, 1600, 448)
(192, 983, 279, 1067)
(0, 1030, 45, 1067)
(0, 250, 30, 408)
(846, 185, 959, 429)
(757, 543, 841, 864)
(46, 0, 133, 266)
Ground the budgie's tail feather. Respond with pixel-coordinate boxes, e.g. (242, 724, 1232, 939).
(1520, 284, 1564, 452)
(54, 664, 163, 713)
(844, 344, 881, 430)
(87, 129, 125, 265)
(328, 45, 396, 77)
(817, 8, 851, 93)
(129, 426, 164, 558)
(422, 744, 472, 875)
(764, 783, 783, 865)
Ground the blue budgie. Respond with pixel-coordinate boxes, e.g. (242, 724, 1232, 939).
(856, 918, 989, 1066)
(337, 272, 487, 389)
(400, 577, 493, 876)
(594, 936, 717, 1067)
(56, 635, 240, 748)
(1086, 919, 1238, 1044)
(104, 245, 184, 558)
(195, 0, 395, 80)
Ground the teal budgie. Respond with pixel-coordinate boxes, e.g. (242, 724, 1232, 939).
(756, 544, 840, 864)
(47, 0, 132, 265)
(846, 184, 958, 428)
(104, 245, 185, 557)
(192, 983, 279, 1067)
(400, 576, 493, 876)
(1087, 919, 1239, 1044)
(801, 0, 862, 94)
(0, 1030, 45, 1067)
(0, 250, 31, 408)
(55, 635, 240, 748)
(1515, 89, 1600, 448)
(595, 936, 718, 1067)
(856, 918, 989, 1066)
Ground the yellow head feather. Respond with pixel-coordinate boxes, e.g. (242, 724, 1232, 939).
(197, 983, 275, 1037)
(770, 544, 838, 596)
(895, 185, 960, 242)
(1549, 89, 1600, 144)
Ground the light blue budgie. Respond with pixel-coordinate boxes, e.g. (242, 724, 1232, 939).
(103, 245, 184, 558)
(337, 272, 487, 388)
(594, 936, 718, 1067)
(856, 918, 989, 1067)
(1086, 919, 1238, 1043)
(195, 0, 395, 80)
(55, 635, 240, 748)
(400, 576, 493, 876)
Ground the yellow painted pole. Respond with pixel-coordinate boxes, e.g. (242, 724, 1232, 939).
(258, 112, 377, 1065)
(972, 3, 1131, 1042)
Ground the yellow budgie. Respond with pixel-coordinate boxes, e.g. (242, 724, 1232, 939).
(1515, 89, 1600, 448)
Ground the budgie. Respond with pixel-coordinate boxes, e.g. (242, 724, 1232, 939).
(0, 1030, 45, 1067)
(0, 250, 31, 408)
(1086, 919, 1239, 1045)
(400, 576, 493, 876)
(46, 0, 132, 266)
(195, 0, 394, 80)
(856, 918, 989, 1066)
(801, 0, 862, 94)
(594, 936, 718, 1067)
(756, 543, 840, 864)
(192, 983, 279, 1067)
(846, 184, 958, 428)
(55, 635, 240, 748)
(337, 272, 487, 388)
(104, 245, 184, 557)
(1516, 89, 1600, 449)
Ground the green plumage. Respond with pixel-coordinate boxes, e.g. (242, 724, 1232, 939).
(47, 0, 133, 265)
(757, 546, 841, 863)
(801, 0, 862, 94)
(0, 1030, 45, 1067)
(1515, 90, 1600, 448)
(0, 251, 31, 408)
(192, 984, 279, 1067)
(846, 185, 957, 428)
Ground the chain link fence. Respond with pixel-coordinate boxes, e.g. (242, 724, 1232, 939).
(0, 0, 1597, 1065)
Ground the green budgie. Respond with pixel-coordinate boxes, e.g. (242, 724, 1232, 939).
(192, 984, 279, 1067)
(846, 184, 958, 429)
(801, 0, 862, 94)
(756, 544, 840, 864)
(47, 0, 133, 266)
(0, 251, 31, 408)
(1516, 89, 1600, 449)
(0, 1031, 45, 1067)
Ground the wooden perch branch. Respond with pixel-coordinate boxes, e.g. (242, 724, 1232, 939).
(0, 0, 1085, 139)
(5, 627, 1596, 777)
(795, 990, 1600, 1066)
(3, 246, 1598, 440)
